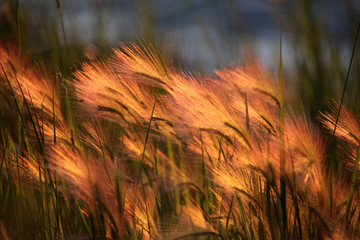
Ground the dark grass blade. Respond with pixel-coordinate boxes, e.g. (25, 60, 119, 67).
(138, 96, 158, 239)
(11, 69, 43, 151)
(1, 64, 28, 139)
(330, 20, 360, 215)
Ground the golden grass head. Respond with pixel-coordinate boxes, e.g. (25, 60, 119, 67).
(216, 61, 281, 107)
(284, 115, 326, 189)
(74, 50, 170, 131)
(319, 102, 360, 145)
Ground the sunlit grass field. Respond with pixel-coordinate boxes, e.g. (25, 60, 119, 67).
(1, 1, 360, 240)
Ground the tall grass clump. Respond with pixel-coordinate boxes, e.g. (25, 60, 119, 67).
(0, 36, 360, 240)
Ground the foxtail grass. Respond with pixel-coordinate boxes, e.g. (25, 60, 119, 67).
(1, 39, 360, 240)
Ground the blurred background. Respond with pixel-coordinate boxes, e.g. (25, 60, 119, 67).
(0, 0, 359, 116)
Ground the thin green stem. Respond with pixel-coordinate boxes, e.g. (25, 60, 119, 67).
(344, 144, 360, 227)
(279, 15, 287, 238)
(16, 0, 21, 56)
(55, 0, 68, 48)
